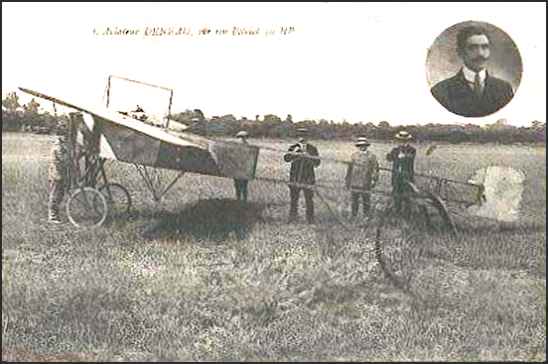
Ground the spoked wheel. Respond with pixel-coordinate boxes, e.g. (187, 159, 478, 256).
(422, 192, 458, 236)
(98, 183, 132, 219)
(374, 196, 431, 290)
(66, 187, 108, 228)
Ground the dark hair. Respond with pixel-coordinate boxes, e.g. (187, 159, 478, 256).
(456, 25, 490, 54)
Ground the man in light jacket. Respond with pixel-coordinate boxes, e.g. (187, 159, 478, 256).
(346, 137, 379, 218)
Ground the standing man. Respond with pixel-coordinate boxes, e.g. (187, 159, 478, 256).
(284, 127, 320, 224)
(386, 131, 416, 215)
(48, 127, 70, 224)
(346, 137, 379, 218)
(234, 130, 249, 202)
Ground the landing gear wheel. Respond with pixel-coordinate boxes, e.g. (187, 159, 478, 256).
(66, 187, 108, 228)
(99, 183, 132, 218)
(374, 196, 430, 290)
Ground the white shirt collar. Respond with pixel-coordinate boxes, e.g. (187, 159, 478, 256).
(462, 65, 487, 84)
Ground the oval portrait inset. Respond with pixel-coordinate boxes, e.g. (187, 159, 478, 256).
(426, 21, 522, 118)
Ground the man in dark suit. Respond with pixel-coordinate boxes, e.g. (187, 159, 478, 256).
(284, 127, 321, 223)
(233, 130, 250, 202)
(386, 131, 416, 215)
(431, 25, 514, 117)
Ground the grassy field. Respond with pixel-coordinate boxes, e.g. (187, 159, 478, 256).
(2, 132, 546, 361)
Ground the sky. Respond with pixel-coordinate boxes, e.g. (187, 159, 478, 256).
(2, 2, 546, 127)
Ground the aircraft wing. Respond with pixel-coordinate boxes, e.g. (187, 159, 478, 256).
(19, 87, 259, 179)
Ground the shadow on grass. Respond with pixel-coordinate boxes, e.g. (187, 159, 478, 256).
(139, 198, 266, 241)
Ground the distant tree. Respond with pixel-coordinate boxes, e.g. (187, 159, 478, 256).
(449, 129, 470, 143)
(23, 98, 40, 114)
(270, 120, 293, 138)
(19, 98, 43, 129)
(528, 120, 546, 143)
(2, 92, 21, 112)
(531, 120, 544, 129)
(208, 114, 240, 135)
(169, 109, 208, 135)
(1, 109, 19, 131)
(171, 109, 202, 123)
(218, 114, 237, 123)
(464, 123, 481, 129)
(263, 114, 282, 124)
(193, 109, 205, 121)
(255, 114, 282, 137)
(376, 120, 393, 139)
(488, 118, 514, 130)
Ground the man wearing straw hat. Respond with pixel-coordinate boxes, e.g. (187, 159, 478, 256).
(233, 130, 250, 202)
(346, 136, 379, 218)
(386, 130, 416, 214)
(284, 127, 321, 223)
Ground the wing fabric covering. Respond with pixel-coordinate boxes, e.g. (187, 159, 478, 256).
(208, 141, 259, 180)
(86, 113, 259, 179)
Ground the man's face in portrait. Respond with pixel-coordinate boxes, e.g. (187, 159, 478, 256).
(460, 33, 491, 72)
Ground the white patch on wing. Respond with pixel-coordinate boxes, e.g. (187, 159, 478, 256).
(99, 134, 117, 160)
(467, 166, 526, 222)
(82, 112, 95, 131)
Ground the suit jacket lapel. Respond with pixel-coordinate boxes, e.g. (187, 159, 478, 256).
(483, 71, 496, 99)
(457, 69, 488, 100)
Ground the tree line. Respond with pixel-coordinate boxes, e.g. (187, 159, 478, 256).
(2, 91, 545, 144)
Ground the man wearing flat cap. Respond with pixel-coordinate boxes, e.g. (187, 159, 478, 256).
(284, 127, 320, 223)
(234, 130, 250, 202)
(386, 130, 416, 214)
(346, 137, 379, 218)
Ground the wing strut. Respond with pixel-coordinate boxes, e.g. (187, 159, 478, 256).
(134, 164, 185, 202)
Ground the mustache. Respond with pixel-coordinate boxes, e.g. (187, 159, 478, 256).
(471, 56, 489, 62)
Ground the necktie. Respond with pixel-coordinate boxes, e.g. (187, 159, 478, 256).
(474, 72, 483, 98)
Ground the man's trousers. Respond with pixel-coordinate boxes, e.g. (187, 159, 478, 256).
(234, 179, 248, 202)
(351, 191, 371, 217)
(289, 186, 314, 223)
(48, 179, 65, 219)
